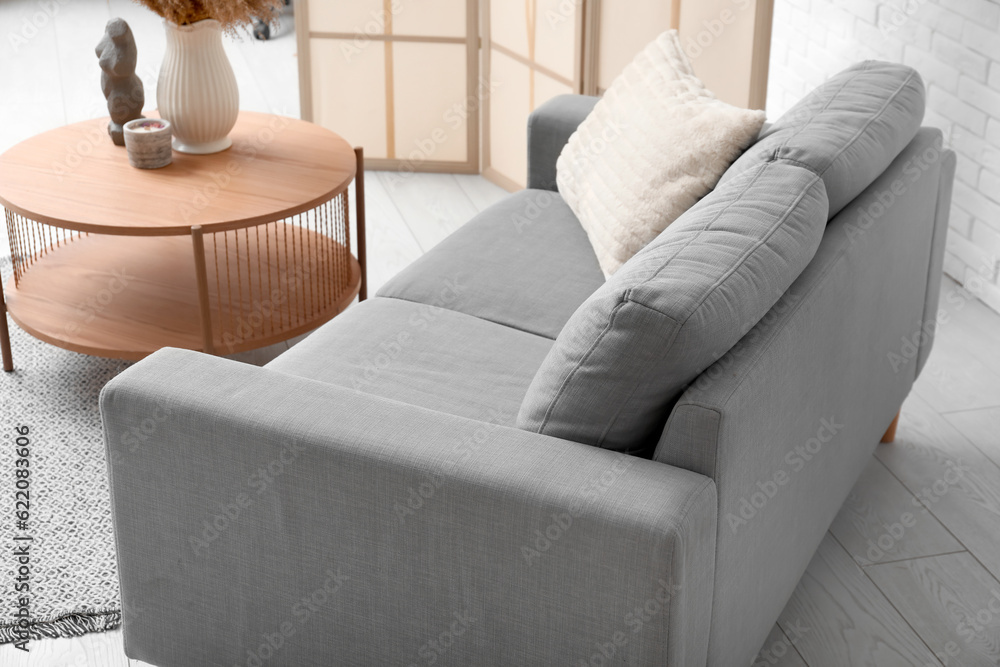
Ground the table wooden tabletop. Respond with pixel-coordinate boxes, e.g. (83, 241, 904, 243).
(0, 111, 357, 236)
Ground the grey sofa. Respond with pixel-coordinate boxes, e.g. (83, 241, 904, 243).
(101, 61, 955, 667)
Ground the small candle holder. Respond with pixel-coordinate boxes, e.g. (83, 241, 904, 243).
(123, 119, 172, 169)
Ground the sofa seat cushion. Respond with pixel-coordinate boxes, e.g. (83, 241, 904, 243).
(721, 60, 925, 218)
(376, 189, 606, 340)
(517, 160, 829, 456)
(266, 297, 552, 425)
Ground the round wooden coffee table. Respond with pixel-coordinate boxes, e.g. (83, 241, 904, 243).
(0, 111, 367, 371)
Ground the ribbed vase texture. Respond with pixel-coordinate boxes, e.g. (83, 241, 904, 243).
(157, 19, 239, 154)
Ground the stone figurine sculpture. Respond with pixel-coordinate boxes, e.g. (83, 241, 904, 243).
(96, 18, 145, 146)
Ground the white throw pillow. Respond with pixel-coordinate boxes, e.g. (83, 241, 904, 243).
(556, 30, 767, 277)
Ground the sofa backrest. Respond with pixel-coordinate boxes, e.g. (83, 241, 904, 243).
(653, 128, 954, 667)
(516, 61, 927, 457)
(516, 161, 829, 456)
(721, 60, 925, 218)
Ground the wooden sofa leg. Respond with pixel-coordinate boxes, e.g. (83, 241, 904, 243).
(881, 411, 901, 443)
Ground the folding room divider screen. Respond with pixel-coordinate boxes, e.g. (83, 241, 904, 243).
(481, 0, 585, 190)
(591, 0, 678, 95)
(296, 0, 480, 173)
(296, 0, 772, 189)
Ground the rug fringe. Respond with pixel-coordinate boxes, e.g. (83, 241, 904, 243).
(0, 610, 121, 644)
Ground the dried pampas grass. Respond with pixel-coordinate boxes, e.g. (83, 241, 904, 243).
(132, 0, 284, 32)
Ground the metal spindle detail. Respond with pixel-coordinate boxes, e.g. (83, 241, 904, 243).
(186, 192, 355, 350)
(3, 187, 359, 361)
(5, 210, 87, 287)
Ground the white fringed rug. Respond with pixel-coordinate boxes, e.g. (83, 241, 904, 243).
(0, 257, 126, 643)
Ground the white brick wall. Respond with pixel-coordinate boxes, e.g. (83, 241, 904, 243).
(767, 0, 1000, 314)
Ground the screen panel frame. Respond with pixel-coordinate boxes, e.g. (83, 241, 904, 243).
(298, 0, 481, 174)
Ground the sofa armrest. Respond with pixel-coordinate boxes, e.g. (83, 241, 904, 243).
(102, 348, 716, 667)
(655, 129, 955, 667)
(527, 94, 599, 191)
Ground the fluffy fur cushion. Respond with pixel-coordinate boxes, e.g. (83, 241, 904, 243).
(556, 30, 767, 276)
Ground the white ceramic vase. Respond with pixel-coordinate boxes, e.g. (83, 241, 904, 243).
(157, 19, 239, 154)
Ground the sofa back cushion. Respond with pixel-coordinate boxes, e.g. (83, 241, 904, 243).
(721, 61, 925, 218)
(556, 30, 766, 277)
(516, 161, 829, 455)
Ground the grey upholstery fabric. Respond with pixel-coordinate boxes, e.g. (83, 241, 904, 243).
(102, 348, 717, 667)
(655, 130, 952, 667)
(266, 297, 552, 423)
(918, 146, 957, 375)
(99, 64, 955, 667)
(518, 161, 829, 456)
(527, 94, 600, 191)
(722, 61, 925, 218)
(377, 189, 605, 339)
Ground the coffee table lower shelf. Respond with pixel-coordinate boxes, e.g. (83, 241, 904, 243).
(5, 225, 361, 361)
